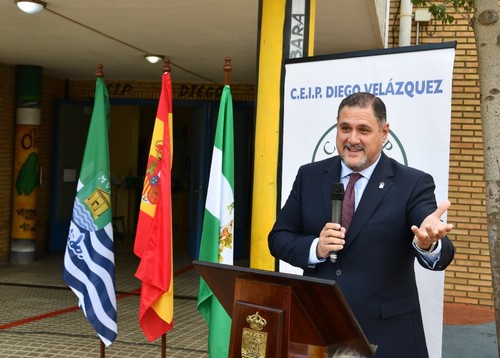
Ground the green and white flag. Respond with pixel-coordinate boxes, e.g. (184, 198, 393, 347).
(63, 76, 117, 346)
(197, 85, 234, 357)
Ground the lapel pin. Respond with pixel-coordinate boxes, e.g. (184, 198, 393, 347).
(379, 182, 385, 189)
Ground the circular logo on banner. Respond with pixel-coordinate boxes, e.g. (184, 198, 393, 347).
(312, 124, 408, 165)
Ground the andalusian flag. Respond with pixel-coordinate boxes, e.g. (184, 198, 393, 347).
(62, 76, 117, 346)
(197, 85, 234, 357)
(134, 71, 174, 342)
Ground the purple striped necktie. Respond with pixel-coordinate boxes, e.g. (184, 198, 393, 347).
(342, 173, 361, 232)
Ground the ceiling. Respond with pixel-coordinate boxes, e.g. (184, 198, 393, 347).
(0, 0, 386, 84)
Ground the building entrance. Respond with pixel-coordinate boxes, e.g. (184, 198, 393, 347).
(50, 99, 253, 260)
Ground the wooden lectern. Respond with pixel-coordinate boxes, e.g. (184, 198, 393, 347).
(193, 260, 376, 357)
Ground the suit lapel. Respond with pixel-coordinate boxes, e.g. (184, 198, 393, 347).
(343, 153, 394, 251)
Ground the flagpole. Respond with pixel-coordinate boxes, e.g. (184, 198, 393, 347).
(160, 58, 171, 358)
(96, 63, 107, 358)
(163, 58, 171, 75)
(224, 57, 232, 85)
(96, 63, 104, 79)
(162, 334, 166, 358)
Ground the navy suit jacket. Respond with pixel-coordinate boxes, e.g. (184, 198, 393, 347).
(268, 152, 454, 357)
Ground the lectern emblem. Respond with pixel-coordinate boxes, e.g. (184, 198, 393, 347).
(241, 311, 267, 358)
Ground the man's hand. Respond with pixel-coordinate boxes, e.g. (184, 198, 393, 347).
(316, 223, 346, 259)
(412, 200, 453, 251)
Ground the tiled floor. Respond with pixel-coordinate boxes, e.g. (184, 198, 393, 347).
(0, 251, 209, 357)
(0, 246, 498, 357)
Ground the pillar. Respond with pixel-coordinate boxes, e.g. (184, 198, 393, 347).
(250, 0, 315, 270)
(10, 65, 42, 264)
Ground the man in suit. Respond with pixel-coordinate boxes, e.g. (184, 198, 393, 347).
(268, 92, 454, 357)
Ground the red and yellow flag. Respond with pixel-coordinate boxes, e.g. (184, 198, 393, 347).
(134, 71, 174, 342)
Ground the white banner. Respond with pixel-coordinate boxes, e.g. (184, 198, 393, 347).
(280, 44, 455, 358)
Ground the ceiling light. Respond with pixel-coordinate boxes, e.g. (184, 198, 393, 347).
(144, 55, 164, 64)
(16, 0, 47, 14)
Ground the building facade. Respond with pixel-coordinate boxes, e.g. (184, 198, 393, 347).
(0, 1, 494, 309)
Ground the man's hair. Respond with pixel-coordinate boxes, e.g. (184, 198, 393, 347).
(337, 92, 387, 125)
(330, 348, 366, 358)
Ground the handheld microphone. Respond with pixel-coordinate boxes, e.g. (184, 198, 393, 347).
(330, 183, 344, 263)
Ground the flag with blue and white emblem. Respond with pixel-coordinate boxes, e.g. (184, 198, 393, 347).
(63, 74, 117, 346)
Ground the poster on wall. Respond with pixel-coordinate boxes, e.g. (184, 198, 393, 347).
(279, 42, 456, 357)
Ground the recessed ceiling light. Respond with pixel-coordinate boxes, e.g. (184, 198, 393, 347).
(144, 55, 164, 64)
(16, 0, 47, 14)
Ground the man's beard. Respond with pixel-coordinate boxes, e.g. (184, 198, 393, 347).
(340, 144, 368, 171)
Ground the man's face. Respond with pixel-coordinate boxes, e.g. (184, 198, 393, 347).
(336, 105, 389, 171)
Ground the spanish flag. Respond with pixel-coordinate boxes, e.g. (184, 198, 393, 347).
(134, 71, 174, 342)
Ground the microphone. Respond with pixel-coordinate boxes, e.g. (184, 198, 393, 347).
(330, 183, 344, 263)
